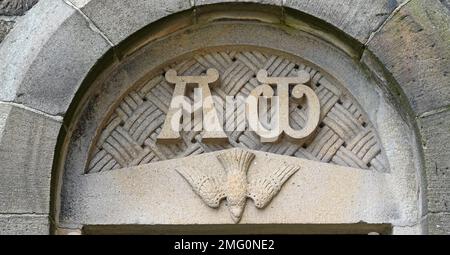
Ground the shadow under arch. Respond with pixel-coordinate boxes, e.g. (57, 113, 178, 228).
(50, 2, 424, 234)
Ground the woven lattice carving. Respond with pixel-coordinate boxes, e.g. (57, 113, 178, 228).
(87, 50, 389, 173)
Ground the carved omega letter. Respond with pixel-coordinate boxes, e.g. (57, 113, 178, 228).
(247, 69, 321, 143)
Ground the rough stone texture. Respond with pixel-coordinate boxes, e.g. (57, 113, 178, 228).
(67, 0, 407, 47)
(0, 0, 38, 16)
(0, 0, 111, 115)
(0, 0, 76, 103)
(0, 103, 61, 214)
(0, 214, 49, 235)
(0, 0, 39, 45)
(428, 213, 450, 234)
(68, 0, 192, 45)
(0, 0, 40, 45)
(12, 10, 111, 115)
(0, 19, 14, 42)
(61, 150, 397, 228)
(418, 109, 450, 214)
(283, 0, 401, 43)
(367, 0, 450, 234)
(368, 0, 450, 116)
(440, 0, 450, 11)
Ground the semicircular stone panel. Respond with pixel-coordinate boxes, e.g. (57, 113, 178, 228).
(86, 49, 389, 174)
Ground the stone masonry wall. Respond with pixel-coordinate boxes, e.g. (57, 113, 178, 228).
(0, 0, 449, 235)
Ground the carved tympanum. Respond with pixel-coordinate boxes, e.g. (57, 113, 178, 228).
(87, 49, 389, 173)
(176, 148, 299, 223)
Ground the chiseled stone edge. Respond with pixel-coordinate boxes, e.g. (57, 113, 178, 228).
(367, 0, 450, 234)
(66, 0, 192, 46)
(0, 103, 61, 215)
(417, 109, 450, 214)
(367, 0, 450, 116)
(0, 103, 62, 235)
(0, 0, 112, 115)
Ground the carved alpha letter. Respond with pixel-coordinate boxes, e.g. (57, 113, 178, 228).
(157, 69, 227, 143)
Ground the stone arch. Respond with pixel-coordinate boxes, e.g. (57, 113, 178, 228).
(0, 0, 448, 234)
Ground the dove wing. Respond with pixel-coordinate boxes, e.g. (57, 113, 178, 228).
(247, 165, 300, 208)
(176, 167, 226, 208)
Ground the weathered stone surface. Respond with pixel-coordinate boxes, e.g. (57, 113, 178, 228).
(0, 0, 440, 235)
(284, 0, 401, 43)
(0, 0, 111, 115)
(61, 150, 396, 227)
(0, 0, 75, 103)
(428, 213, 450, 234)
(0, 214, 49, 235)
(0, 19, 14, 42)
(59, 22, 420, 232)
(0, 0, 38, 16)
(0, 103, 61, 214)
(68, 0, 192, 45)
(418, 109, 450, 214)
(368, 0, 450, 115)
(440, 0, 450, 11)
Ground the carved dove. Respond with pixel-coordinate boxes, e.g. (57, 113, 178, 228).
(176, 148, 300, 223)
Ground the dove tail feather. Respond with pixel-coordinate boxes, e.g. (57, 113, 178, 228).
(217, 148, 255, 173)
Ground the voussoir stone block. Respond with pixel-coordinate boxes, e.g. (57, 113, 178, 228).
(283, 0, 401, 43)
(0, 103, 61, 214)
(368, 0, 450, 116)
(0, 214, 49, 235)
(68, 0, 192, 46)
(418, 109, 450, 214)
(0, 0, 111, 115)
(0, 0, 74, 103)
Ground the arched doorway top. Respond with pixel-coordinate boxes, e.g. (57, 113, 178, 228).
(1, 0, 449, 235)
(0, 0, 404, 116)
(58, 17, 420, 233)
